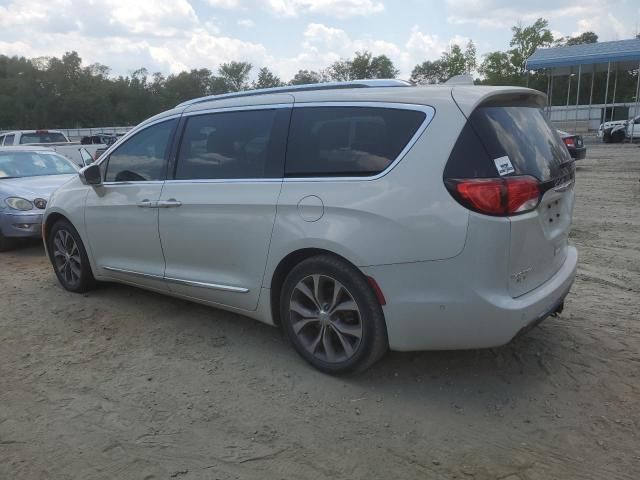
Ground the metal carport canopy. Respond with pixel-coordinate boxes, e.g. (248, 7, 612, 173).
(526, 38, 640, 70)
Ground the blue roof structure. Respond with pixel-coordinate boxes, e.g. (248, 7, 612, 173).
(526, 38, 640, 70)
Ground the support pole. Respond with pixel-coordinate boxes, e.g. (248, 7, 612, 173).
(603, 62, 611, 124)
(549, 69, 555, 119)
(631, 62, 640, 143)
(588, 65, 595, 131)
(575, 64, 582, 134)
(546, 70, 551, 115)
(611, 63, 618, 121)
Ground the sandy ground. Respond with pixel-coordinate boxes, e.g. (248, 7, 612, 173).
(1, 143, 639, 480)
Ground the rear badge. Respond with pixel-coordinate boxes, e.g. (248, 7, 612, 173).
(493, 156, 515, 176)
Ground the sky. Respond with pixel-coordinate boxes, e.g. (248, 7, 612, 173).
(0, 0, 639, 80)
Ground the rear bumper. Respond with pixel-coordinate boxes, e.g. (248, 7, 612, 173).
(0, 212, 43, 238)
(570, 146, 587, 160)
(362, 246, 578, 352)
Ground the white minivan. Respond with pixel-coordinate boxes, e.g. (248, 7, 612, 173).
(43, 80, 578, 373)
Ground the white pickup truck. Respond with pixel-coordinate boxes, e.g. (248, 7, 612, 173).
(0, 129, 103, 166)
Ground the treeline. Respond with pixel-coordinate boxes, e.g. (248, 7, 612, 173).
(1, 20, 639, 129)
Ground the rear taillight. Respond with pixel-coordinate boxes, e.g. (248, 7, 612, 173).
(445, 176, 541, 216)
(563, 137, 575, 148)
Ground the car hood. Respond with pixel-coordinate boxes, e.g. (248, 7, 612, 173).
(0, 174, 75, 200)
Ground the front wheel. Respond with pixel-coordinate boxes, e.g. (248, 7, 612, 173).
(48, 219, 96, 293)
(280, 255, 388, 374)
(0, 230, 15, 252)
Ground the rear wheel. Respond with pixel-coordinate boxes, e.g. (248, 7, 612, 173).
(48, 219, 96, 293)
(280, 255, 388, 374)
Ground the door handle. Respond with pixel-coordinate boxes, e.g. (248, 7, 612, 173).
(156, 199, 182, 208)
(137, 200, 157, 208)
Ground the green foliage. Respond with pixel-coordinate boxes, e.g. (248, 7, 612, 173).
(509, 18, 554, 74)
(410, 41, 477, 84)
(218, 61, 253, 92)
(557, 31, 599, 46)
(326, 51, 399, 81)
(253, 67, 284, 89)
(410, 60, 446, 85)
(289, 70, 324, 85)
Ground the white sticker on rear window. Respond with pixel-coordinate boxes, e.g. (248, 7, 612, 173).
(493, 156, 515, 176)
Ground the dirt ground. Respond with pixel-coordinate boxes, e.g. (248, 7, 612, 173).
(1, 142, 639, 480)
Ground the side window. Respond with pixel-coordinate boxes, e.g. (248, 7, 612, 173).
(0, 136, 4, 145)
(105, 119, 177, 182)
(175, 109, 288, 180)
(4, 134, 15, 145)
(285, 107, 426, 177)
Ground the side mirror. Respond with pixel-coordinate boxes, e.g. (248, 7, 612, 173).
(80, 163, 102, 186)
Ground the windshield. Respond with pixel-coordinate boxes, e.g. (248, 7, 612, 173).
(0, 151, 77, 178)
(19, 132, 68, 144)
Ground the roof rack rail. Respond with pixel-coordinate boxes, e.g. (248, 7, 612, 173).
(176, 79, 413, 108)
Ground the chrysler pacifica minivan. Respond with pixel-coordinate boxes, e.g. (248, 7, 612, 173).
(43, 80, 577, 373)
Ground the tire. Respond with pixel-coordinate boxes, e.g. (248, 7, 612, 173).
(612, 130, 625, 143)
(280, 255, 388, 374)
(603, 132, 611, 143)
(47, 219, 96, 293)
(0, 230, 15, 252)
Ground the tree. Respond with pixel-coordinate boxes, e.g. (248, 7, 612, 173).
(556, 31, 598, 47)
(410, 60, 446, 85)
(289, 69, 323, 85)
(479, 51, 517, 85)
(253, 67, 283, 89)
(326, 51, 399, 81)
(441, 44, 467, 78)
(464, 40, 477, 73)
(410, 41, 476, 84)
(218, 61, 252, 92)
(509, 18, 554, 74)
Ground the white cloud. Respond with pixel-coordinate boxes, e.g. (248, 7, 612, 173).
(444, 0, 633, 41)
(206, 0, 384, 18)
(237, 18, 255, 27)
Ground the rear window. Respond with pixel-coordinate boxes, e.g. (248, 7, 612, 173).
(445, 103, 572, 181)
(285, 107, 426, 177)
(19, 132, 68, 144)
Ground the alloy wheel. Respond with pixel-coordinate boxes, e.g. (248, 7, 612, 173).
(52, 229, 82, 286)
(289, 274, 363, 363)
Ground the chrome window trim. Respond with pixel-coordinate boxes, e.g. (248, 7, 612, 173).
(164, 178, 282, 185)
(284, 102, 435, 182)
(182, 103, 292, 118)
(102, 266, 249, 293)
(170, 101, 434, 183)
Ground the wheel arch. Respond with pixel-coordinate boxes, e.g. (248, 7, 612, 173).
(269, 248, 371, 327)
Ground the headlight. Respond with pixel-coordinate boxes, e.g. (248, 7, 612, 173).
(5, 197, 34, 211)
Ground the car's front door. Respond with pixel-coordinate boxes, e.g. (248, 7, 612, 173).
(157, 106, 291, 310)
(84, 118, 178, 292)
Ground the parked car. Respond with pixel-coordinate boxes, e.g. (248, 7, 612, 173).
(42, 80, 577, 374)
(598, 115, 640, 143)
(0, 129, 70, 146)
(0, 129, 104, 167)
(557, 130, 587, 160)
(0, 147, 78, 251)
(81, 134, 118, 146)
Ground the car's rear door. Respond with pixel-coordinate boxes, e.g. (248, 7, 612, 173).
(157, 103, 292, 310)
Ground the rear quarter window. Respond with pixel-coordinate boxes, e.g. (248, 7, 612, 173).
(285, 106, 426, 177)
